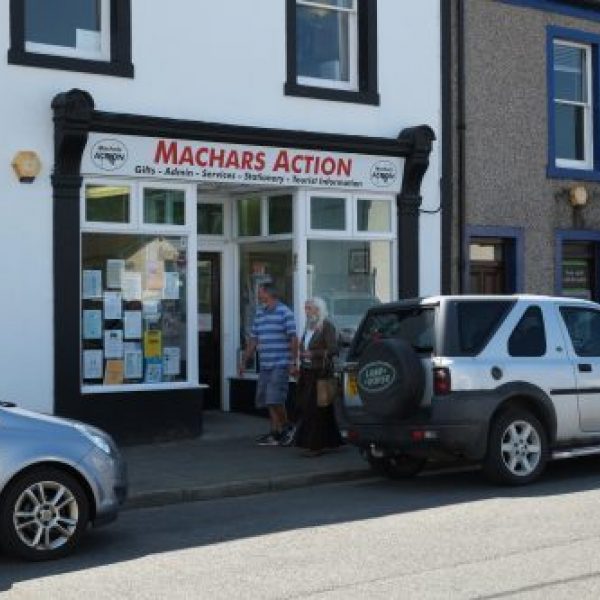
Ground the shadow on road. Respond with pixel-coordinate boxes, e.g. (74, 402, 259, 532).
(1, 455, 599, 590)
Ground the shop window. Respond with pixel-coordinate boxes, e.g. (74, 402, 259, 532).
(310, 196, 346, 231)
(8, 0, 133, 77)
(561, 241, 596, 300)
(237, 196, 262, 237)
(307, 239, 392, 344)
(268, 195, 293, 235)
(547, 28, 599, 178)
(239, 241, 294, 371)
(144, 188, 185, 226)
(285, 0, 379, 105)
(357, 198, 391, 233)
(81, 233, 188, 386)
(197, 203, 224, 236)
(85, 184, 130, 224)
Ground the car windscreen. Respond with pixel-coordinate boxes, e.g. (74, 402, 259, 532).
(350, 307, 436, 357)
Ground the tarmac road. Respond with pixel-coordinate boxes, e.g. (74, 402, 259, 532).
(2, 456, 600, 599)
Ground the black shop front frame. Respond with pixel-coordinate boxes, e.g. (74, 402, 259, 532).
(52, 88, 435, 443)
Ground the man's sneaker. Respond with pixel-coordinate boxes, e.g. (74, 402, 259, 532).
(278, 424, 297, 447)
(257, 433, 280, 446)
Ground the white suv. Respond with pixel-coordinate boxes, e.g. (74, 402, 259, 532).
(339, 295, 600, 485)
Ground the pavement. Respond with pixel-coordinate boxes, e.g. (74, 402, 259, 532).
(121, 411, 373, 510)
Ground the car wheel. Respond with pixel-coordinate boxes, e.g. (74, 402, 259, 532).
(364, 449, 425, 479)
(483, 409, 548, 485)
(0, 467, 90, 561)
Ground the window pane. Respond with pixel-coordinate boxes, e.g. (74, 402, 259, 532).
(239, 241, 294, 370)
(311, 196, 346, 230)
(456, 301, 512, 355)
(307, 240, 392, 345)
(297, 5, 350, 81)
(301, 0, 355, 8)
(508, 307, 546, 357)
(85, 185, 130, 223)
(237, 196, 261, 237)
(554, 43, 587, 102)
(81, 233, 188, 385)
(197, 203, 224, 236)
(25, 0, 101, 49)
(357, 199, 391, 232)
(144, 189, 185, 226)
(268, 195, 293, 234)
(560, 307, 600, 356)
(562, 258, 593, 299)
(555, 103, 585, 161)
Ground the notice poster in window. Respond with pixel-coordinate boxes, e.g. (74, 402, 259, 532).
(104, 291, 123, 320)
(83, 309, 102, 340)
(104, 330, 124, 359)
(124, 311, 142, 339)
(122, 272, 142, 301)
(144, 330, 162, 358)
(83, 270, 102, 299)
(144, 359, 162, 383)
(107, 259, 125, 289)
(83, 349, 103, 380)
(147, 260, 165, 290)
(142, 299, 161, 322)
(123, 342, 143, 379)
(163, 272, 180, 300)
(162, 347, 181, 376)
(104, 360, 124, 385)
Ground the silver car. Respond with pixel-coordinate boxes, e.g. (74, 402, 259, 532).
(0, 401, 127, 560)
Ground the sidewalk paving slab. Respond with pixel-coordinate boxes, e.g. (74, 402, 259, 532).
(121, 412, 373, 510)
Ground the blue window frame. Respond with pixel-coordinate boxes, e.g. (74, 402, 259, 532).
(555, 229, 600, 301)
(464, 226, 524, 294)
(547, 26, 600, 181)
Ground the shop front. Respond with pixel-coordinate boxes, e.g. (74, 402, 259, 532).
(53, 89, 435, 442)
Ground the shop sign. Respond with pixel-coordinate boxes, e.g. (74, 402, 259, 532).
(82, 134, 404, 193)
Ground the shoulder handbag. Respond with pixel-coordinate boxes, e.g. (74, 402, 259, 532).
(316, 377, 337, 407)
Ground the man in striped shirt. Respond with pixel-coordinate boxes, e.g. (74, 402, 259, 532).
(239, 283, 299, 446)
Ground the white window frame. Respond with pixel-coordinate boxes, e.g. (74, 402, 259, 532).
(197, 193, 229, 241)
(81, 179, 136, 232)
(554, 39, 594, 170)
(296, 0, 358, 91)
(25, 0, 111, 62)
(306, 192, 350, 236)
(233, 191, 295, 241)
(80, 179, 199, 394)
(352, 195, 395, 238)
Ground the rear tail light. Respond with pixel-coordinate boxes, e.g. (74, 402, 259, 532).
(433, 367, 451, 395)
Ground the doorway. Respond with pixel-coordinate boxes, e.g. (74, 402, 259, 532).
(198, 252, 222, 409)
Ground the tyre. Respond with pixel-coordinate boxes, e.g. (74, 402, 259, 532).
(357, 338, 425, 419)
(365, 449, 425, 479)
(0, 467, 90, 561)
(482, 409, 548, 485)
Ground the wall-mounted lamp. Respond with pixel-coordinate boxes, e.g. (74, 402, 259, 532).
(569, 184, 588, 208)
(12, 151, 42, 183)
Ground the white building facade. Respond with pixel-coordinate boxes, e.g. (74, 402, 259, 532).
(1, 0, 442, 441)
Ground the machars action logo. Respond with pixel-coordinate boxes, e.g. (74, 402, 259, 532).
(91, 139, 128, 171)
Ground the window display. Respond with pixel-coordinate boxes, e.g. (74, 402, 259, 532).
(81, 233, 188, 386)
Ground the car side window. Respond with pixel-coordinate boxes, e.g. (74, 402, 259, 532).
(560, 307, 600, 357)
(508, 306, 546, 357)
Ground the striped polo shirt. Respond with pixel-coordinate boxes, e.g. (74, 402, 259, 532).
(251, 301, 297, 369)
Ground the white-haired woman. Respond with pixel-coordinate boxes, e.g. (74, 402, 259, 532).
(294, 297, 342, 456)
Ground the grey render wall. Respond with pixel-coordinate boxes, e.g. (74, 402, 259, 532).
(454, 0, 600, 294)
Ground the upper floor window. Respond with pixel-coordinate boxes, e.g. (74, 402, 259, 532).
(25, 0, 109, 61)
(296, 0, 357, 91)
(285, 0, 379, 105)
(8, 0, 133, 77)
(553, 40, 593, 169)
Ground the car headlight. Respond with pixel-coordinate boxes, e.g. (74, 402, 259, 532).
(74, 424, 112, 456)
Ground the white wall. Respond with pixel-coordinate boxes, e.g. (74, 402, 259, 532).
(0, 0, 441, 413)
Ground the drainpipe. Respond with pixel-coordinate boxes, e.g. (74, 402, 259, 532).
(457, 0, 466, 293)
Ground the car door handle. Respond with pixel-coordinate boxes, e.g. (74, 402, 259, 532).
(578, 363, 593, 373)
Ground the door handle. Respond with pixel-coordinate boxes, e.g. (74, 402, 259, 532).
(578, 363, 593, 373)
